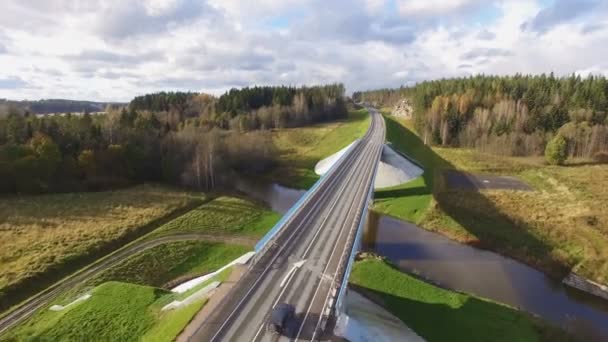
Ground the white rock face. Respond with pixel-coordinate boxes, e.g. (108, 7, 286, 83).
(374, 145, 423, 189)
(334, 290, 425, 342)
(314, 141, 358, 176)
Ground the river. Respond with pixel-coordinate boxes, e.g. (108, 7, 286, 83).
(235, 180, 608, 334)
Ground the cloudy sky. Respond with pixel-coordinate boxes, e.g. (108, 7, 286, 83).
(0, 0, 607, 102)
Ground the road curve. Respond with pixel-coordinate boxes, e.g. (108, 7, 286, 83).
(0, 232, 254, 336)
(190, 107, 385, 341)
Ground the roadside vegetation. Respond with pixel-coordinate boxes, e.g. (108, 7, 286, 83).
(0, 184, 202, 313)
(350, 257, 566, 342)
(89, 241, 249, 288)
(374, 114, 608, 285)
(151, 196, 281, 238)
(3, 192, 276, 340)
(269, 108, 370, 188)
(5, 281, 209, 342)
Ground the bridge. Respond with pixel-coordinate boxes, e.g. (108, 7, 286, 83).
(190, 107, 385, 341)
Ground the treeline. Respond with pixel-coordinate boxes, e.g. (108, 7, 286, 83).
(212, 84, 348, 130)
(0, 83, 348, 194)
(0, 99, 122, 115)
(355, 74, 608, 159)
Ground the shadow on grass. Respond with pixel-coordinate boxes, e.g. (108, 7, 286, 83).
(374, 186, 431, 199)
(383, 115, 569, 278)
(349, 281, 577, 342)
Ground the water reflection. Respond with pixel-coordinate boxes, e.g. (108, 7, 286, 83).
(235, 178, 306, 214)
(364, 212, 608, 333)
(236, 179, 608, 334)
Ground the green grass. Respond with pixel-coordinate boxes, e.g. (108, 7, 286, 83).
(89, 241, 249, 288)
(374, 176, 432, 223)
(142, 299, 207, 342)
(350, 258, 556, 342)
(375, 114, 608, 284)
(7, 281, 167, 341)
(7, 280, 214, 342)
(372, 115, 445, 223)
(151, 196, 281, 238)
(270, 108, 371, 188)
(0, 184, 203, 314)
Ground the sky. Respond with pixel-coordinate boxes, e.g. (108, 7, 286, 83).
(0, 0, 607, 102)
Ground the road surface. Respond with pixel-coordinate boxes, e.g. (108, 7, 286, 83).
(190, 107, 385, 341)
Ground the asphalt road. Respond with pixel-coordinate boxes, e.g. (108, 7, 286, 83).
(190, 107, 385, 342)
(0, 232, 251, 336)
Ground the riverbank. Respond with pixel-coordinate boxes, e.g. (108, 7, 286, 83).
(374, 114, 608, 288)
(350, 256, 567, 342)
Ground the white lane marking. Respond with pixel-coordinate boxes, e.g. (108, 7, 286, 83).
(251, 113, 379, 342)
(208, 136, 366, 341)
(295, 125, 379, 341)
(310, 140, 384, 341)
(280, 260, 307, 288)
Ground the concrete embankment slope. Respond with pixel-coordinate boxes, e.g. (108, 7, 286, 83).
(334, 290, 425, 342)
(315, 143, 423, 189)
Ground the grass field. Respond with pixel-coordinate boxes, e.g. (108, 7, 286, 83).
(151, 196, 281, 238)
(6, 281, 209, 342)
(269, 108, 371, 188)
(90, 241, 249, 288)
(0, 184, 202, 313)
(376, 114, 608, 284)
(3, 193, 273, 340)
(350, 258, 563, 342)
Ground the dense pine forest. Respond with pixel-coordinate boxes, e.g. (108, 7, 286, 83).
(0, 84, 347, 194)
(354, 74, 608, 160)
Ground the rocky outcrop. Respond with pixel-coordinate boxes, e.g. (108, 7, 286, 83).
(563, 273, 608, 301)
(392, 99, 413, 119)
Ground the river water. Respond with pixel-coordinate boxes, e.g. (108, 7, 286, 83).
(236, 180, 608, 334)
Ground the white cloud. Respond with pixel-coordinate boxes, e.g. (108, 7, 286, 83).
(396, 0, 480, 17)
(0, 0, 607, 102)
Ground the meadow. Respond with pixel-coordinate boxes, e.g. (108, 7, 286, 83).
(150, 196, 281, 238)
(0, 184, 202, 313)
(374, 114, 608, 284)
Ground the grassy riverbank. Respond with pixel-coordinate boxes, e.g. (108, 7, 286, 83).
(270, 108, 371, 188)
(350, 258, 562, 342)
(0, 184, 203, 314)
(374, 114, 608, 284)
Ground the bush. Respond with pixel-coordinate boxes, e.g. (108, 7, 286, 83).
(545, 135, 568, 165)
(593, 151, 608, 164)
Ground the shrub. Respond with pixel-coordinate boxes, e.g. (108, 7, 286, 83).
(545, 135, 568, 165)
(593, 151, 608, 164)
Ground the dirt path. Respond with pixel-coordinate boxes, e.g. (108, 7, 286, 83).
(0, 233, 255, 336)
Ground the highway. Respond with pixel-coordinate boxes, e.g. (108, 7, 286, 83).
(190, 107, 385, 341)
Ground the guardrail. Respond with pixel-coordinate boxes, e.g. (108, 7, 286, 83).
(254, 139, 361, 256)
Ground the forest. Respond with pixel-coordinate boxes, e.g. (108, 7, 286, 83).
(354, 74, 608, 160)
(0, 84, 348, 194)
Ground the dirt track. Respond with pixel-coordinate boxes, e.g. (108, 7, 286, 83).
(0, 233, 255, 336)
